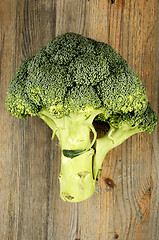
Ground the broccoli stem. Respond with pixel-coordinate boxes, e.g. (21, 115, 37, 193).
(93, 125, 143, 180)
(59, 149, 96, 202)
(38, 108, 143, 201)
(38, 108, 101, 202)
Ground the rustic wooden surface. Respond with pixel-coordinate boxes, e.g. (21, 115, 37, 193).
(0, 0, 159, 239)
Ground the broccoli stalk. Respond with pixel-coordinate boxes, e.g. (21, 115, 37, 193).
(37, 108, 145, 202)
(38, 108, 101, 202)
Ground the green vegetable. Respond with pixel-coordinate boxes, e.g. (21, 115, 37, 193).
(6, 33, 158, 202)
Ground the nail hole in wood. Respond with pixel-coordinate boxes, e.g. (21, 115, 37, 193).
(114, 234, 119, 239)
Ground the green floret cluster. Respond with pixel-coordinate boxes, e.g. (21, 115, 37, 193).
(6, 57, 40, 118)
(6, 33, 158, 202)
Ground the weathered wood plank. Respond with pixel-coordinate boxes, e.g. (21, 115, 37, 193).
(0, 1, 57, 239)
(0, 0, 159, 240)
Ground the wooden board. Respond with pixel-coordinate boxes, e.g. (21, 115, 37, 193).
(0, 0, 159, 239)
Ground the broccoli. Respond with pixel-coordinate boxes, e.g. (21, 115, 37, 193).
(6, 33, 158, 202)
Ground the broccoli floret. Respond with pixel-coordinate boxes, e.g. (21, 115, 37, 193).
(6, 33, 158, 202)
(6, 57, 40, 118)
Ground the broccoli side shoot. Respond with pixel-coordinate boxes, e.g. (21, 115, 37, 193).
(6, 33, 158, 202)
(93, 103, 158, 180)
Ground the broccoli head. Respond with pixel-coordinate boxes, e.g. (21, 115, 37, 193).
(6, 33, 158, 202)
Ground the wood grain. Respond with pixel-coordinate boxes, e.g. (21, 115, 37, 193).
(0, 0, 159, 239)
